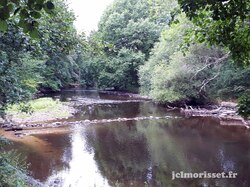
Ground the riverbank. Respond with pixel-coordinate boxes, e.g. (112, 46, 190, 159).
(0, 92, 150, 139)
(0, 92, 249, 140)
(1, 97, 76, 125)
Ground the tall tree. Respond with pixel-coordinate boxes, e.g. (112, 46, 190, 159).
(94, 0, 177, 91)
(0, 0, 81, 117)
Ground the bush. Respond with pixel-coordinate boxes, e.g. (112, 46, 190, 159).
(0, 137, 29, 187)
(237, 92, 250, 119)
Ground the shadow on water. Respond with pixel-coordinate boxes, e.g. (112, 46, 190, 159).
(4, 90, 250, 187)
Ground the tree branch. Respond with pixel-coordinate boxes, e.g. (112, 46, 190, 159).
(199, 71, 220, 93)
(193, 52, 230, 79)
(195, 52, 231, 92)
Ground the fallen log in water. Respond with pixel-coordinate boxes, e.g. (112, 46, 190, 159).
(181, 108, 237, 116)
(181, 104, 250, 127)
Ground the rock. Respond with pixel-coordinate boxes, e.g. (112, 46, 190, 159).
(1, 124, 11, 128)
(223, 110, 236, 115)
(19, 124, 26, 128)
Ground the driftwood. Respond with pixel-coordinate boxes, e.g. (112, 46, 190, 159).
(166, 105, 177, 111)
(181, 102, 250, 127)
(181, 104, 237, 117)
(5, 127, 23, 132)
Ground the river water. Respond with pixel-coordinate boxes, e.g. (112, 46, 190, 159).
(6, 90, 250, 187)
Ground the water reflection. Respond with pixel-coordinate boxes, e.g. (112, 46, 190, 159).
(4, 90, 250, 187)
(45, 125, 110, 187)
(82, 119, 250, 187)
(11, 115, 250, 187)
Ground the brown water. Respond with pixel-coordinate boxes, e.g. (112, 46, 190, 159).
(5, 90, 250, 187)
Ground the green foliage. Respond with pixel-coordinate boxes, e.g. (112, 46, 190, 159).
(210, 63, 250, 100)
(138, 0, 250, 118)
(148, 0, 179, 25)
(0, 0, 55, 37)
(139, 14, 191, 95)
(177, 0, 250, 66)
(0, 0, 84, 117)
(175, 0, 250, 117)
(237, 93, 250, 119)
(139, 15, 238, 105)
(36, 0, 85, 91)
(39, 0, 78, 55)
(92, 0, 179, 91)
(139, 15, 191, 99)
(0, 138, 29, 187)
(41, 55, 79, 91)
(98, 48, 145, 91)
(0, 52, 42, 117)
(99, 0, 163, 58)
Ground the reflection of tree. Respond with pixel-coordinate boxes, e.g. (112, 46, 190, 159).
(84, 116, 250, 187)
(139, 102, 181, 118)
(77, 102, 141, 121)
(136, 119, 193, 186)
(138, 117, 250, 187)
(84, 121, 151, 186)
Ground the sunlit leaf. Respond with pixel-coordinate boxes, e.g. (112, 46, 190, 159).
(0, 19, 8, 32)
(30, 11, 41, 19)
(29, 29, 39, 38)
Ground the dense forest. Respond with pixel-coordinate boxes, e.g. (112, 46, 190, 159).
(0, 0, 249, 185)
(0, 0, 249, 117)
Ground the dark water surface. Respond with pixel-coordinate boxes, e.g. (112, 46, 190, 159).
(8, 90, 250, 186)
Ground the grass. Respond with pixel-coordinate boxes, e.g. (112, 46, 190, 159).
(8, 98, 63, 113)
(7, 97, 71, 120)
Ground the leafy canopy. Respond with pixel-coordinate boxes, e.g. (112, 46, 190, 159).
(178, 0, 250, 66)
(0, 0, 55, 37)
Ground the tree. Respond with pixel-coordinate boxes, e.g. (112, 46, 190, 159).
(139, 15, 226, 104)
(0, 23, 42, 117)
(177, 0, 250, 117)
(38, 0, 82, 91)
(177, 0, 250, 66)
(99, 0, 162, 58)
(0, 0, 81, 117)
(0, 0, 55, 37)
(98, 48, 145, 91)
(94, 0, 178, 91)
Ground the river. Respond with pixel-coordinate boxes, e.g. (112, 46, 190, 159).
(4, 90, 250, 187)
